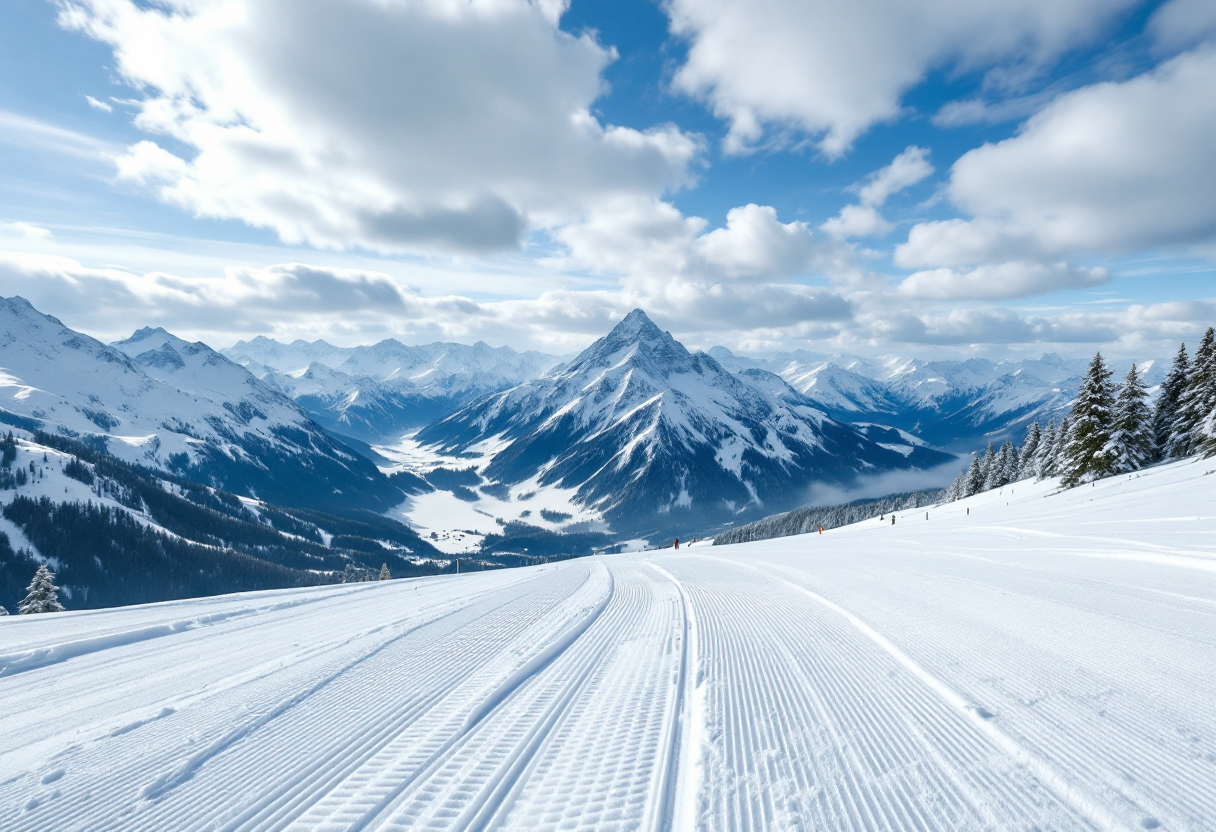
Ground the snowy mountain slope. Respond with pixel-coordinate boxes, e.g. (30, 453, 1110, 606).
(3, 457, 1212, 830)
(224, 337, 561, 440)
(0, 297, 401, 513)
(0, 431, 451, 612)
(417, 310, 949, 535)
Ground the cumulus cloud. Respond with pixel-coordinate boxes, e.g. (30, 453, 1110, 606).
(58, 0, 699, 255)
(820, 205, 891, 240)
(823, 146, 933, 239)
(896, 261, 1109, 300)
(666, 0, 1138, 154)
(898, 46, 1216, 268)
(554, 198, 840, 284)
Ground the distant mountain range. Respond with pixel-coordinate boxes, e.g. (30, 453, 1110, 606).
(1, 295, 1167, 561)
(222, 336, 560, 442)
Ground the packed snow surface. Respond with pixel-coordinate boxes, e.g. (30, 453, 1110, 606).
(2, 458, 1214, 830)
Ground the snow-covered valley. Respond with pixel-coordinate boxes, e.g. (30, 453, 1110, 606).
(3, 456, 1213, 830)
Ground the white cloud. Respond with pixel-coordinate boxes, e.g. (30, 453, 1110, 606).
(857, 147, 934, 208)
(822, 146, 932, 239)
(896, 261, 1109, 300)
(59, 0, 699, 255)
(821, 205, 891, 240)
(898, 47, 1216, 269)
(84, 95, 112, 113)
(666, 0, 1138, 155)
(554, 198, 838, 284)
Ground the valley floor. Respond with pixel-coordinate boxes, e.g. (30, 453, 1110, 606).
(2, 459, 1214, 830)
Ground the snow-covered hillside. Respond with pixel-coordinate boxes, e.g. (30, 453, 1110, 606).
(0, 298, 402, 512)
(417, 310, 949, 535)
(2, 457, 1212, 830)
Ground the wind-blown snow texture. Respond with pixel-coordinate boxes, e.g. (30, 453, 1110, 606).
(2, 457, 1213, 830)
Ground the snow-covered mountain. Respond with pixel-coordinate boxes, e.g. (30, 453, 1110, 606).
(711, 348, 1164, 449)
(0, 298, 403, 512)
(416, 310, 950, 535)
(223, 337, 560, 441)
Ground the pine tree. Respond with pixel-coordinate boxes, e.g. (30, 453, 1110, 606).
(1018, 422, 1041, 478)
(18, 564, 65, 614)
(1049, 415, 1071, 477)
(980, 444, 999, 491)
(1174, 328, 1216, 457)
(1034, 419, 1056, 478)
(1000, 440, 1019, 484)
(0, 604, 9, 616)
(1155, 343, 1190, 459)
(1061, 353, 1117, 487)
(964, 455, 985, 497)
(379, 563, 391, 581)
(945, 469, 964, 501)
(1108, 363, 1155, 473)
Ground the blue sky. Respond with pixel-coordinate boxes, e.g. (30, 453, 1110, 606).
(1, 0, 1214, 358)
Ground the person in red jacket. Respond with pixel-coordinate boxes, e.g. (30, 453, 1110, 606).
(674, 538, 680, 550)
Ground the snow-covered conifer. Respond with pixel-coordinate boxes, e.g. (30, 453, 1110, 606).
(379, 563, 391, 581)
(1061, 353, 1116, 487)
(964, 455, 984, 497)
(1174, 328, 1215, 457)
(1178, 327, 1216, 457)
(18, 564, 65, 614)
(1000, 441, 1019, 484)
(1154, 343, 1190, 459)
(1108, 363, 1155, 473)
(1049, 415, 1071, 477)
(0, 604, 9, 616)
(1034, 420, 1056, 478)
(1018, 422, 1041, 478)
(980, 444, 999, 491)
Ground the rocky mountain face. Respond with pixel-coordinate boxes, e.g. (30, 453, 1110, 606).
(416, 310, 950, 535)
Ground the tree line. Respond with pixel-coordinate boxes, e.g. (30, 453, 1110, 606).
(946, 326, 1215, 500)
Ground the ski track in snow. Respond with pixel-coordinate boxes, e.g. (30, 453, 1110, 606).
(1, 459, 1214, 830)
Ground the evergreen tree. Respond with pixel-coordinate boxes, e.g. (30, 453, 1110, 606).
(0, 604, 9, 616)
(1154, 343, 1190, 459)
(18, 564, 65, 614)
(1048, 415, 1070, 477)
(1174, 328, 1215, 457)
(1108, 363, 1155, 473)
(964, 455, 985, 497)
(979, 444, 998, 490)
(1018, 422, 1041, 478)
(1000, 440, 1020, 484)
(1034, 420, 1056, 479)
(379, 563, 391, 581)
(1061, 353, 1116, 487)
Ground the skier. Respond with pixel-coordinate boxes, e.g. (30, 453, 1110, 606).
(891, 516, 895, 525)
(674, 538, 679, 550)
(818, 525, 823, 535)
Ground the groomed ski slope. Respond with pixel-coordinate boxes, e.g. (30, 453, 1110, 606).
(2, 458, 1214, 831)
